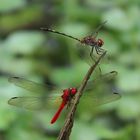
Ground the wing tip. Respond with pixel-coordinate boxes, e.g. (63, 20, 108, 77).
(103, 20, 108, 24)
(113, 92, 121, 99)
(8, 77, 19, 83)
(110, 71, 118, 75)
(8, 97, 18, 104)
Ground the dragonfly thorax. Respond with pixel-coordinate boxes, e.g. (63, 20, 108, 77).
(81, 36, 96, 46)
(62, 88, 77, 103)
(80, 36, 104, 48)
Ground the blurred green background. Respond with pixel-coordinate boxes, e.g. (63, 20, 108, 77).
(0, 0, 140, 140)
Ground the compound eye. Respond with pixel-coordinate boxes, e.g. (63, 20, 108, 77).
(71, 88, 77, 95)
(98, 39, 104, 47)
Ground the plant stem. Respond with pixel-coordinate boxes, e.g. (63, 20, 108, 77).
(57, 51, 106, 140)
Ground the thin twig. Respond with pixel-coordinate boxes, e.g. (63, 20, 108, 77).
(57, 51, 107, 140)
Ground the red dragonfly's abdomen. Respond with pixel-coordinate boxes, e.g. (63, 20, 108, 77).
(51, 102, 66, 124)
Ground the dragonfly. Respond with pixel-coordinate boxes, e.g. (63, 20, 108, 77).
(8, 71, 121, 124)
(40, 21, 107, 59)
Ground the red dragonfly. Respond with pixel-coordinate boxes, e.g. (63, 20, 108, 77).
(40, 21, 107, 58)
(8, 71, 121, 124)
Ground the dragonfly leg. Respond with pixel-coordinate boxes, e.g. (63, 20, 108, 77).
(98, 48, 105, 55)
(95, 46, 100, 55)
(90, 47, 94, 60)
(99, 47, 105, 52)
(89, 47, 102, 74)
(66, 102, 71, 109)
(95, 47, 104, 55)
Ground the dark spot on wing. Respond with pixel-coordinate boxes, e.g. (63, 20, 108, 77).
(113, 92, 118, 94)
(110, 71, 117, 74)
(11, 97, 18, 99)
(12, 77, 19, 79)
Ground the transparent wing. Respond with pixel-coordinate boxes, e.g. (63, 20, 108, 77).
(76, 43, 102, 76)
(8, 95, 62, 111)
(8, 77, 61, 95)
(79, 92, 120, 110)
(90, 20, 107, 37)
(8, 77, 67, 111)
(85, 71, 118, 91)
(79, 71, 121, 107)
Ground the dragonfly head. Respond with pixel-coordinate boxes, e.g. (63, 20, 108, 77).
(97, 39, 104, 47)
(70, 88, 77, 95)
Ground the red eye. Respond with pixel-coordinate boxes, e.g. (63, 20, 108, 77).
(97, 39, 104, 47)
(71, 88, 77, 95)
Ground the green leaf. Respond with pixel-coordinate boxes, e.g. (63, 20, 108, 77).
(4, 31, 45, 54)
(117, 95, 140, 119)
(0, 0, 26, 13)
